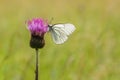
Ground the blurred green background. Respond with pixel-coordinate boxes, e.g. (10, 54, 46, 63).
(0, 0, 120, 80)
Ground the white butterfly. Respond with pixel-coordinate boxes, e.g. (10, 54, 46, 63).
(48, 23, 76, 44)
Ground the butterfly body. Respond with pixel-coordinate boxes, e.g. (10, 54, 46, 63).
(48, 23, 76, 44)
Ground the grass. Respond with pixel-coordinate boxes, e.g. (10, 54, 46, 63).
(0, 0, 120, 80)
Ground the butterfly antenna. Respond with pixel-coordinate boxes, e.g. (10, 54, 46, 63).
(49, 17, 54, 24)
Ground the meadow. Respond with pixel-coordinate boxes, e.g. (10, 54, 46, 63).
(0, 0, 120, 80)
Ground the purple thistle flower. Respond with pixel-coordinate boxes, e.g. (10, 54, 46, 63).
(26, 18, 49, 49)
(27, 18, 48, 36)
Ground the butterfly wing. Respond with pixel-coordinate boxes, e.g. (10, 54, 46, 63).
(49, 23, 76, 44)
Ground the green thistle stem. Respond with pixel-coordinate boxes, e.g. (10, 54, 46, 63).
(35, 48, 39, 80)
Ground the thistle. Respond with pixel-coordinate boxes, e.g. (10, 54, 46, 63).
(26, 18, 48, 80)
(27, 18, 48, 49)
(26, 18, 75, 80)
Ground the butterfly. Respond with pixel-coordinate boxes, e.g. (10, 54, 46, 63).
(48, 23, 76, 44)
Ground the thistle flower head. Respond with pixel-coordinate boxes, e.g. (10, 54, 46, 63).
(26, 18, 48, 49)
(27, 18, 48, 36)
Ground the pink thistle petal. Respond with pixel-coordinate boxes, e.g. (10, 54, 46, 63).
(26, 18, 49, 36)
